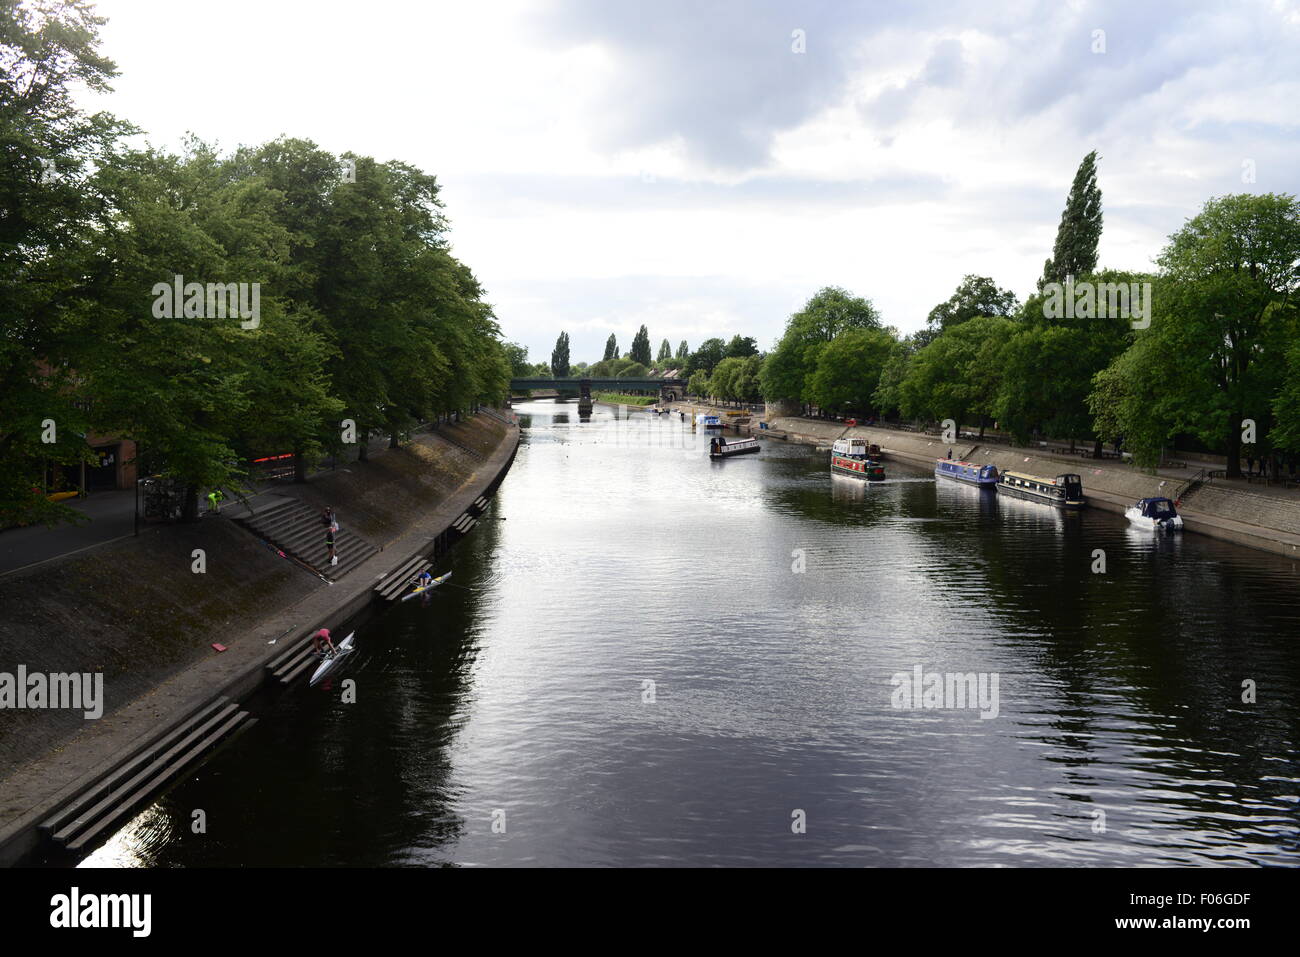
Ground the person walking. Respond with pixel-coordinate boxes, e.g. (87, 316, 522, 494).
(321, 505, 339, 566)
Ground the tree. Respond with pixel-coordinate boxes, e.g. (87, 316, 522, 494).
(898, 317, 1016, 432)
(759, 338, 804, 404)
(675, 340, 689, 362)
(999, 268, 1142, 451)
(806, 327, 896, 413)
(503, 342, 531, 378)
(686, 337, 727, 377)
(1088, 338, 1169, 467)
(1095, 194, 1300, 476)
(724, 335, 759, 358)
(758, 287, 881, 409)
(657, 338, 672, 363)
(925, 275, 1018, 335)
(630, 324, 652, 366)
(789, 286, 880, 341)
(687, 370, 711, 397)
(0, 0, 132, 526)
(603, 333, 618, 361)
(617, 361, 648, 378)
(551, 331, 570, 377)
(873, 337, 919, 419)
(1040, 151, 1103, 289)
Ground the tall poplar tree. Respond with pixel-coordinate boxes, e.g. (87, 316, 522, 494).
(1040, 151, 1103, 289)
(630, 325, 652, 366)
(551, 331, 571, 376)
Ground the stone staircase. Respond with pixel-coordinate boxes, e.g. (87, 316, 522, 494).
(234, 496, 377, 580)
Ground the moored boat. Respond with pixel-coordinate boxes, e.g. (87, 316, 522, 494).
(695, 413, 724, 429)
(995, 470, 1085, 509)
(709, 436, 760, 458)
(935, 459, 999, 487)
(830, 437, 885, 480)
(1125, 496, 1183, 531)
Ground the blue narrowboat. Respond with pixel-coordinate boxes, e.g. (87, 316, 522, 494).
(934, 459, 999, 487)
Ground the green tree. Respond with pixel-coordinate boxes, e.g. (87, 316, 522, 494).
(806, 327, 896, 414)
(999, 268, 1143, 451)
(551, 331, 571, 377)
(1094, 195, 1300, 476)
(899, 316, 1016, 433)
(758, 337, 805, 404)
(925, 275, 1018, 336)
(630, 324, 652, 366)
(603, 333, 618, 361)
(0, 0, 132, 526)
(1040, 150, 1103, 289)
(503, 342, 531, 378)
(657, 338, 672, 363)
(872, 338, 918, 419)
(675, 340, 689, 362)
(724, 335, 759, 358)
(687, 370, 711, 397)
(686, 337, 727, 377)
(759, 286, 881, 409)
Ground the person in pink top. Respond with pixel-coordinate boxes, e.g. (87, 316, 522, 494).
(311, 628, 336, 656)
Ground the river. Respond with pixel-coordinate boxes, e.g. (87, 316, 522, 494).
(79, 400, 1300, 866)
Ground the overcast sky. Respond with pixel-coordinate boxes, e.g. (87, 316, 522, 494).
(84, 0, 1300, 365)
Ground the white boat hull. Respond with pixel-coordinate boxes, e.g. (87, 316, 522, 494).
(309, 632, 355, 686)
(1125, 508, 1183, 531)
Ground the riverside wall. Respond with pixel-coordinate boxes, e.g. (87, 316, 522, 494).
(672, 402, 1300, 561)
(0, 414, 520, 865)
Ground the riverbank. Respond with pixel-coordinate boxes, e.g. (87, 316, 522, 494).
(668, 401, 1300, 560)
(0, 413, 520, 864)
(593, 392, 657, 406)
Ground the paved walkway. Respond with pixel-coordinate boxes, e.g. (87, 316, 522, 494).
(0, 489, 138, 576)
(0, 433, 419, 579)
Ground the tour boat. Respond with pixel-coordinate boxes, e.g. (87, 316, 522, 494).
(830, 437, 885, 480)
(709, 436, 760, 458)
(995, 470, 1085, 509)
(935, 459, 999, 487)
(1125, 496, 1183, 531)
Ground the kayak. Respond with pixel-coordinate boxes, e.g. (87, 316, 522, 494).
(309, 632, 355, 686)
(400, 571, 452, 602)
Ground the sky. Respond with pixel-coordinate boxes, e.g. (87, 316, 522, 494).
(80, 0, 1300, 365)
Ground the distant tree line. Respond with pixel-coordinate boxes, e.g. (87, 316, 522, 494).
(532, 150, 1299, 478)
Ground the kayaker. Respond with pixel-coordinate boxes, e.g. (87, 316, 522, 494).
(311, 627, 336, 656)
(413, 569, 434, 590)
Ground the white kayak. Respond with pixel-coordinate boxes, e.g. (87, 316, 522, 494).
(400, 571, 452, 602)
(309, 631, 355, 686)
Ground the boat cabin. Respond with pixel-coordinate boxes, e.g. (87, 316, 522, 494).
(831, 437, 880, 460)
(996, 470, 1086, 509)
(1134, 497, 1178, 520)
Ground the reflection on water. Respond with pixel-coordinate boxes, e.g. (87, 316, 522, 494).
(86, 402, 1300, 867)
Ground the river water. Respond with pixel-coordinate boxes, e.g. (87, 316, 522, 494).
(80, 400, 1300, 867)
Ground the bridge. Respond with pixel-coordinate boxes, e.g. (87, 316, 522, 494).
(509, 377, 686, 404)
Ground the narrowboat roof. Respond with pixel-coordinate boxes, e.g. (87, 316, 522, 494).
(1000, 470, 1081, 484)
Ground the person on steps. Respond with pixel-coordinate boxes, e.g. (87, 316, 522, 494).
(311, 628, 336, 657)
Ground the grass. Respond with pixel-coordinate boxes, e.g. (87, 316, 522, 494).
(593, 392, 659, 406)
